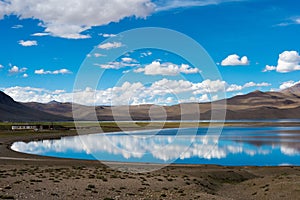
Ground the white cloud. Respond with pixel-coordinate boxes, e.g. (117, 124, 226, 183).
(3, 86, 69, 103)
(265, 51, 300, 73)
(155, 0, 239, 11)
(100, 33, 117, 38)
(3, 78, 271, 105)
(193, 79, 227, 94)
(34, 68, 72, 75)
(11, 24, 23, 29)
(122, 70, 131, 74)
(276, 17, 300, 27)
(235, 92, 244, 96)
(94, 53, 105, 58)
(0, 0, 155, 39)
(221, 54, 250, 66)
(199, 94, 209, 102)
(94, 63, 120, 70)
(94, 59, 139, 70)
(279, 80, 300, 90)
(243, 82, 271, 88)
(263, 65, 276, 72)
(226, 84, 242, 92)
(98, 42, 123, 50)
(52, 69, 71, 74)
(0, 64, 3, 69)
(0, 1, 244, 39)
(151, 79, 195, 95)
(8, 65, 27, 74)
(34, 69, 46, 74)
(31, 32, 50, 37)
(141, 51, 152, 57)
(226, 81, 271, 92)
(22, 73, 28, 78)
(134, 61, 199, 76)
(121, 57, 136, 63)
(18, 40, 38, 47)
(2, 79, 218, 105)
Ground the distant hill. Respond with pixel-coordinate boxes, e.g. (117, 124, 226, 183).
(281, 83, 300, 97)
(0, 91, 71, 122)
(217, 88, 300, 119)
(22, 101, 100, 120)
(22, 87, 300, 121)
(226, 90, 300, 107)
(2, 82, 300, 121)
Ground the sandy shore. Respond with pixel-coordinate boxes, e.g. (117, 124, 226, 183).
(0, 130, 299, 200)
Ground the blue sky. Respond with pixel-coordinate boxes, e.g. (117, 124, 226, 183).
(0, 0, 300, 105)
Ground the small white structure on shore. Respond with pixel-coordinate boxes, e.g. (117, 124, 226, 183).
(12, 125, 41, 131)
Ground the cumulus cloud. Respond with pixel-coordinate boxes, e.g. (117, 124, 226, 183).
(226, 81, 271, 92)
(22, 73, 28, 78)
(243, 82, 271, 88)
(221, 54, 250, 66)
(3, 86, 70, 103)
(265, 51, 300, 73)
(0, 1, 242, 39)
(134, 61, 199, 76)
(279, 80, 300, 90)
(18, 40, 37, 47)
(3, 78, 271, 105)
(0, 64, 3, 69)
(192, 79, 227, 94)
(0, 0, 155, 39)
(8, 65, 27, 74)
(263, 65, 276, 72)
(151, 79, 196, 95)
(226, 84, 242, 92)
(34, 68, 72, 75)
(3, 79, 218, 105)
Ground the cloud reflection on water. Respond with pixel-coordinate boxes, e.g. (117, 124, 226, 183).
(11, 131, 300, 164)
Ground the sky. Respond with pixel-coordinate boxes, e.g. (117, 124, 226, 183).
(0, 0, 300, 105)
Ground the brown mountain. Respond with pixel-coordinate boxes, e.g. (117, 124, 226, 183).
(22, 101, 105, 120)
(0, 91, 71, 122)
(217, 88, 300, 119)
(281, 83, 300, 97)
(22, 86, 300, 120)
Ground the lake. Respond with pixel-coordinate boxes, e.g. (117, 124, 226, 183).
(11, 127, 300, 166)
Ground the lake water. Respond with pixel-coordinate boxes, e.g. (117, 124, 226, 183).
(11, 127, 300, 166)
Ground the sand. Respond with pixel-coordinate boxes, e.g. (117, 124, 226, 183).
(0, 130, 299, 200)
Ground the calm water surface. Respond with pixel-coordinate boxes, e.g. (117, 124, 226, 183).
(11, 127, 300, 166)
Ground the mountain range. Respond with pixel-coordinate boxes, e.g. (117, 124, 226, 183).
(1, 83, 300, 122)
(0, 91, 71, 122)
